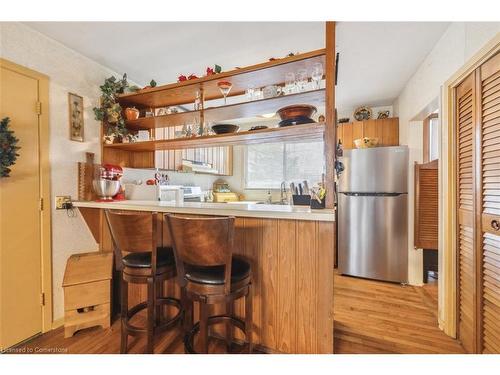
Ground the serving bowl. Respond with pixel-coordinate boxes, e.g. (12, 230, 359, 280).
(211, 124, 240, 134)
(354, 137, 379, 149)
(278, 116, 316, 127)
(92, 179, 121, 200)
(276, 104, 317, 120)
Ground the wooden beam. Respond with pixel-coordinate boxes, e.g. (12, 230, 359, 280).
(325, 21, 336, 209)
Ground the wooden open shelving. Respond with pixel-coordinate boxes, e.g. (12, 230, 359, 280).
(117, 49, 326, 108)
(104, 122, 325, 152)
(125, 89, 325, 130)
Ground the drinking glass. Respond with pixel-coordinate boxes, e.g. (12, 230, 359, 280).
(285, 72, 296, 94)
(217, 81, 233, 105)
(311, 62, 324, 90)
(296, 69, 308, 92)
(246, 85, 255, 100)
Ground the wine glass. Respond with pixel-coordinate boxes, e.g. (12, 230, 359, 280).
(311, 63, 324, 90)
(285, 72, 296, 94)
(296, 69, 308, 92)
(217, 81, 233, 105)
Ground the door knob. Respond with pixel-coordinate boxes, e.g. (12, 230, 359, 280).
(492, 220, 500, 231)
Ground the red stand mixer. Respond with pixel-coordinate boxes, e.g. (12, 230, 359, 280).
(92, 164, 125, 201)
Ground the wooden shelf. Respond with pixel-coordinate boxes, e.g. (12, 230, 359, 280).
(126, 89, 325, 130)
(105, 122, 325, 152)
(117, 49, 326, 108)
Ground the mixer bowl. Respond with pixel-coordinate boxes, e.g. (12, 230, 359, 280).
(93, 179, 120, 200)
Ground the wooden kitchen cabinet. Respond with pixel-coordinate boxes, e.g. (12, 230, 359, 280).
(337, 117, 399, 149)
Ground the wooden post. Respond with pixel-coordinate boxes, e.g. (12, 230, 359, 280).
(325, 21, 336, 209)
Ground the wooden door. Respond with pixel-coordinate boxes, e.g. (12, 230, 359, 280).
(0, 65, 43, 348)
(479, 52, 500, 354)
(414, 159, 439, 249)
(455, 72, 477, 353)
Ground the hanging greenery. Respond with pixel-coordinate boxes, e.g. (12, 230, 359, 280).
(93, 73, 139, 141)
(0, 117, 20, 178)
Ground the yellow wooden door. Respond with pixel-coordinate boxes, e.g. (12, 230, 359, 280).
(0, 64, 43, 349)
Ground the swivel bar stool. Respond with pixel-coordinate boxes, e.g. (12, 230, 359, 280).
(166, 214, 253, 354)
(105, 210, 183, 353)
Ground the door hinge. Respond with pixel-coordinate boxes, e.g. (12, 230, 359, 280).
(39, 197, 44, 211)
(36, 101, 42, 115)
(40, 292, 45, 306)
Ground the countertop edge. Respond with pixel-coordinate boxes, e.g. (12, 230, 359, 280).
(73, 201, 336, 222)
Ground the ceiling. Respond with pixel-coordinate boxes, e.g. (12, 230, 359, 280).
(25, 21, 449, 113)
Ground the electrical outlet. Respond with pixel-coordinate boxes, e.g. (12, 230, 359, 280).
(55, 196, 72, 210)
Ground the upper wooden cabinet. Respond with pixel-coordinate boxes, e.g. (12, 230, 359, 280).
(337, 117, 399, 149)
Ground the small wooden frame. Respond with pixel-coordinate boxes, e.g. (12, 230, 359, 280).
(63, 251, 113, 338)
(68, 92, 84, 142)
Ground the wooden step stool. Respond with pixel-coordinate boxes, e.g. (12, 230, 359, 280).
(63, 251, 113, 338)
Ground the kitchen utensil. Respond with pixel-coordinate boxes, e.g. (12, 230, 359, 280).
(302, 180, 310, 194)
(217, 81, 232, 105)
(211, 124, 240, 134)
(298, 183, 303, 195)
(92, 179, 120, 201)
(249, 125, 268, 131)
(290, 182, 296, 195)
(354, 137, 379, 149)
(277, 104, 317, 120)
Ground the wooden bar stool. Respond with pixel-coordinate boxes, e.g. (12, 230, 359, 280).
(105, 210, 183, 354)
(166, 214, 253, 354)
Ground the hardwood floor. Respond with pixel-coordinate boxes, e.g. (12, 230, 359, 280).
(334, 273, 465, 354)
(13, 273, 464, 354)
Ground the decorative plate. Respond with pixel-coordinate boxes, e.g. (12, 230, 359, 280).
(353, 106, 372, 121)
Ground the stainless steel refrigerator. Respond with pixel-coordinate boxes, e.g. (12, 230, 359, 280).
(338, 146, 408, 283)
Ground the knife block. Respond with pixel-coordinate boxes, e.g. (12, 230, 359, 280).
(292, 194, 311, 206)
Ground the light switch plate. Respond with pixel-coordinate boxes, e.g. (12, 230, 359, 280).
(55, 195, 72, 210)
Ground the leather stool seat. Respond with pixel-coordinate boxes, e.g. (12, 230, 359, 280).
(123, 247, 175, 269)
(185, 255, 250, 285)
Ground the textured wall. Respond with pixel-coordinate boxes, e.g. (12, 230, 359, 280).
(393, 23, 500, 288)
(0, 22, 129, 321)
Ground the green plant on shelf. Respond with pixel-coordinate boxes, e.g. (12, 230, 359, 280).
(93, 73, 138, 141)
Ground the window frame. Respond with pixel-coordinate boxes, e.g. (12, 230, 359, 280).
(243, 141, 325, 190)
(423, 113, 439, 163)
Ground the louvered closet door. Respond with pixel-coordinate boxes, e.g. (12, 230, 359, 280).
(480, 52, 500, 354)
(456, 72, 477, 354)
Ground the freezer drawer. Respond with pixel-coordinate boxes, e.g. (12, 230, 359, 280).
(338, 193, 408, 283)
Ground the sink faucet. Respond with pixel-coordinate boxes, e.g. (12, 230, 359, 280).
(280, 181, 287, 204)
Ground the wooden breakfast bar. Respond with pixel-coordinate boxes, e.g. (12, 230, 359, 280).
(74, 200, 335, 354)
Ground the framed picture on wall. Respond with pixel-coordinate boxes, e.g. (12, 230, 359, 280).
(68, 92, 84, 142)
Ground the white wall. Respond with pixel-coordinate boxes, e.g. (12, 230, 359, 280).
(393, 23, 500, 286)
(0, 22, 132, 321)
